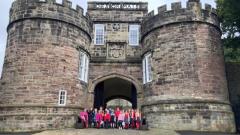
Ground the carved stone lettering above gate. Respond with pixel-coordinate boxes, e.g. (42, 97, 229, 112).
(107, 42, 126, 60)
(88, 2, 148, 11)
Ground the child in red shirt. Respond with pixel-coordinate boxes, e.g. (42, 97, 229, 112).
(114, 107, 120, 128)
(130, 109, 136, 128)
(124, 110, 130, 129)
(135, 110, 141, 129)
(104, 110, 111, 128)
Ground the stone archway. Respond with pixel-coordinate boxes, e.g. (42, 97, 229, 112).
(90, 73, 142, 109)
(90, 73, 142, 94)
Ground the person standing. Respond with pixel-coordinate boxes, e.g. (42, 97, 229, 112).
(93, 108, 98, 128)
(101, 110, 105, 128)
(118, 110, 124, 130)
(135, 109, 141, 130)
(124, 110, 130, 129)
(79, 108, 89, 128)
(88, 108, 94, 128)
(114, 107, 120, 128)
(96, 110, 103, 129)
(104, 109, 111, 129)
(130, 109, 135, 128)
(110, 108, 115, 128)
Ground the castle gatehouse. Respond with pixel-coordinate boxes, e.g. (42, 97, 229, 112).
(0, 0, 236, 133)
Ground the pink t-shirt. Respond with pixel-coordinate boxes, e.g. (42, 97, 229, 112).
(118, 113, 124, 121)
(96, 113, 103, 122)
(79, 112, 88, 121)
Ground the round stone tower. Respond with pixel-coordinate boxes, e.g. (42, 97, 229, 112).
(0, 0, 91, 132)
(141, 0, 236, 132)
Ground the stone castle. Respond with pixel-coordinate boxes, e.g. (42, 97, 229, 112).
(0, 0, 236, 133)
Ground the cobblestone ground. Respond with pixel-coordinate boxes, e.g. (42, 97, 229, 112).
(0, 129, 239, 135)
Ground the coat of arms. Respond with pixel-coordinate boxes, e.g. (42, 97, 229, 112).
(107, 42, 125, 59)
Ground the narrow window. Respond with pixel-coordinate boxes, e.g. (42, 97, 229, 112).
(143, 53, 152, 84)
(142, 58, 146, 84)
(58, 90, 67, 106)
(79, 50, 89, 83)
(94, 24, 105, 45)
(129, 25, 140, 46)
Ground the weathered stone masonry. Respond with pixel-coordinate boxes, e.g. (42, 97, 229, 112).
(0, 0, 92, 131)
(0, 0, 237, 133)
(141, 0, 235, 132)
(87, 1, 147, 109)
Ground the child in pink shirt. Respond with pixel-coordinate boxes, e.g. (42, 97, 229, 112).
(118, 111, 125, 130)
(96, 110, 103, 129)
(79, 109, 88, 128)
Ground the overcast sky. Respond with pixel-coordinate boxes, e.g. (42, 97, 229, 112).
(0, 0, 216, 77)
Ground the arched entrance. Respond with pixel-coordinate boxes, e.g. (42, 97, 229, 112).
(93, 77, 138, 109)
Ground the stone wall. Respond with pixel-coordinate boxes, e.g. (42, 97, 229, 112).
(87, 1, 146, 109)
(143, 102, 234, 132)
(88, 1, 148, 22)
(88, 1, 147, 61)
(89, 23, 142, 60)
(0, 0, 91, 132)
(0, 0, 237, 133)
(141, 0, 236, 132)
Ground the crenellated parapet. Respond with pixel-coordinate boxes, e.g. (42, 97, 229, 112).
(141, 0, 219, 39)
(9, 0, 92, 39)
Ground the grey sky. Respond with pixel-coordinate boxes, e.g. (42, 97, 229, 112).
(0, 0, 216, 77)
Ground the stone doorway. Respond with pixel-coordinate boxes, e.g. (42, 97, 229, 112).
(93, 77, 137, 109)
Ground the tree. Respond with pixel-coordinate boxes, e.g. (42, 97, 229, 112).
(217, 0, 240, 62)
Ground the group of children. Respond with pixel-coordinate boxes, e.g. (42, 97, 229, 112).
(79, 107, 146, 130)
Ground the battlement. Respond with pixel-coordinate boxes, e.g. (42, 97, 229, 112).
(141, 0, 220, 39)
(9, 0, 92, 37)
(88, 1, 148, 11)
(146, 1, 216, 17)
